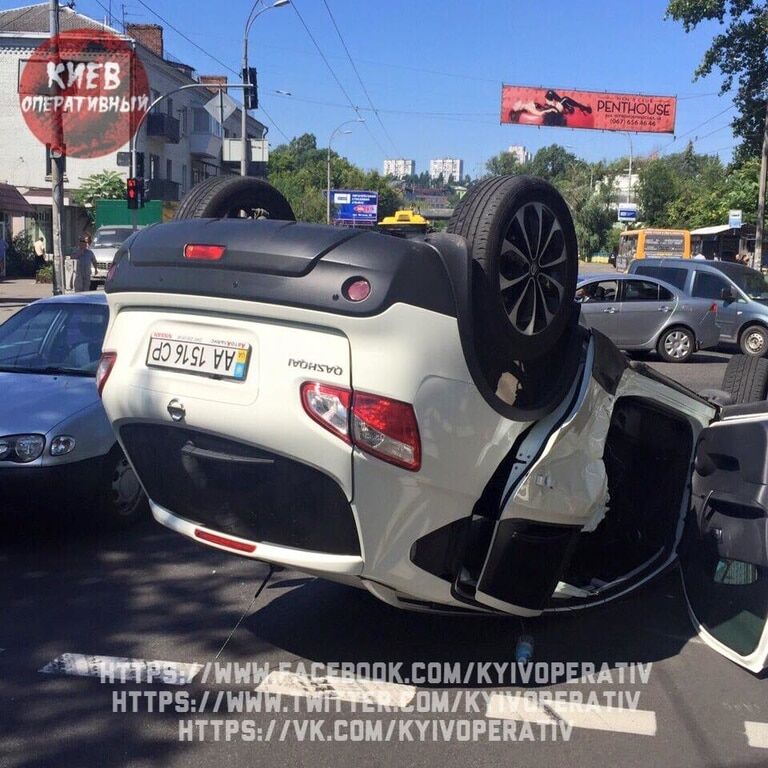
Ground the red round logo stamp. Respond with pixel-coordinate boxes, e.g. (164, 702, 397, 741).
(19, 28, 150, 159)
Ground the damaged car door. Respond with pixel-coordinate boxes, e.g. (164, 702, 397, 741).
(681, 401, 768, 673)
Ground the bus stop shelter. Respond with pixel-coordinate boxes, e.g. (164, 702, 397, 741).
(691, 223, 768, 264)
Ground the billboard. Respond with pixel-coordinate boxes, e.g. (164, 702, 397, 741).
(501, 85, 676, 134)
(329, 190, 379, 226)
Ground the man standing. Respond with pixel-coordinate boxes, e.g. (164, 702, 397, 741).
(71, 236, 97, 292)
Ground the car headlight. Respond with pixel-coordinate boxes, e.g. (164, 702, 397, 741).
(50, 435, 76, 456)
(0, 434, 46, 463)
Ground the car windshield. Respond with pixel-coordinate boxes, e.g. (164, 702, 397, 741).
(0, 303, 108, 376)
(91, 228, 132, 248)
(730, 269, 768, 300)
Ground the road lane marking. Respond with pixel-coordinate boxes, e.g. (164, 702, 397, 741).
(39, 654, 201, 685)
(745, 722, 768, 749)
(257, 671, 416, 707)
(486, 693, 657, 736)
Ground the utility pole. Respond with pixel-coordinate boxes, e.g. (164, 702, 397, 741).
(754, 98, 768, 271)
(49, 0, 65, 295)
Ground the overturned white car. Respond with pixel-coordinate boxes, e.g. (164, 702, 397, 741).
(97, 175, 768, 673)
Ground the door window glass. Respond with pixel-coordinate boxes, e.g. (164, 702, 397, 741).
(623, 280, 660, 302)
(634, 266, 688, 291)
(693, 272, 729, 300)
(576, 280, 618, 304)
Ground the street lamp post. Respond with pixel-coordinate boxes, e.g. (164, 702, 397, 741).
(241, 0, 290, 177)
(326, 119, 364, 225)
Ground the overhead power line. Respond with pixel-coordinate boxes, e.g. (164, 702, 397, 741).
(291, 1, 388, 158)
(661, 105, 736, 152)
(321, 0, 399, 155)
(129, 0, 288, 141)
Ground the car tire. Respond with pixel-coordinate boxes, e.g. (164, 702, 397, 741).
(739, 324, 768, 357)
(447, 175, 578, 361)
(656, 326, 695, 363)
(174, 176, 296, 221)
(97, 451, 147, 529)
(721, 354, 768, 404)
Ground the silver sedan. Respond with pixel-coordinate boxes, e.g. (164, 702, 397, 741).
(576, 274, 720, 362)
(0, 292, 146, 526)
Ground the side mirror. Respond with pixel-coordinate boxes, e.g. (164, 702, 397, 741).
(721, 287, 736, 302)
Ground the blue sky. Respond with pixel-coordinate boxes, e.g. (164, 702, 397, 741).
(12, 0, 738, 174)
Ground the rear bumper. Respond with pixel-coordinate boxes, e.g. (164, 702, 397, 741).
(152, 501, 364, 576)
(118, 423, 362, 557)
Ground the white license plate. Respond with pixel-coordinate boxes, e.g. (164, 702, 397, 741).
(146, 333, 251, 380)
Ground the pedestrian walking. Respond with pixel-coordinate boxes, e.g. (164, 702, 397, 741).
(71, 236, 97, 292)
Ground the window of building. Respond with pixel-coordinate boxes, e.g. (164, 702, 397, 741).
(181, 164, 187, 193)
(149, 154, 160, 180)
(166, 159, 172, 181)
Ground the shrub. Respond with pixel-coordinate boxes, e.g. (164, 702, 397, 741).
(35, 265, 53, 284)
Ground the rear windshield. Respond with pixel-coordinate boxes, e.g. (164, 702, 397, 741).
(92, 228, 133, 248)
(633, 265, 688, 291)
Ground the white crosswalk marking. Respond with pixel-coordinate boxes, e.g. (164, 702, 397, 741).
(257, 671, 416, 707)
(745, 721, 768, 749)
(486, 692, 657, 736)
(39, 653, 201, 685)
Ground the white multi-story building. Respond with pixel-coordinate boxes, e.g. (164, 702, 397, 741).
(383, 159, 415, 179)
(0, 4, 267, 251)
(507, 145, 531, 165)
(429, 157, 463, 183)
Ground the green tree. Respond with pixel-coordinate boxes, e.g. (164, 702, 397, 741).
(638, 159, 680, 225)
(72, 170, 126, 223)
(485, 151, 521, 176)
(666, 0, 768, 161)
(268, 133, 402, 223)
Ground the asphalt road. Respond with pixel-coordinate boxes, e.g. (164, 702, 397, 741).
(1, 271, 762, 768)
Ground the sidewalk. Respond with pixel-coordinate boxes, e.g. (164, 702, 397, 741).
(0, 278, 53, 323)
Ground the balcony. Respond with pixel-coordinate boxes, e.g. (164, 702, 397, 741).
(222, 138, 269, 176)
(146, 113, 181, 144)
(146, 178, 180, 202)
(189, 132, 222, 159)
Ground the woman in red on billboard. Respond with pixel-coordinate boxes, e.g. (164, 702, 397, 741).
(509, 90, 594, 128)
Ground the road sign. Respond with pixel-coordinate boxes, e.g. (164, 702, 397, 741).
(618, 203, 638, 222)
(328, 190, 379, 226)
(204, 92, 237, 125)
(729, 209, 743, 229)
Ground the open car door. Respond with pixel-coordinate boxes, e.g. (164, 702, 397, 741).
(681, 401, 768, 673)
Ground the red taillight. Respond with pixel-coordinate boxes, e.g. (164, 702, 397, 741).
(300, 382, 421, 471)
(184, 243, 225, 261)
(352, 392, 421, 471)
(194, 528, 256, 553)
(96, 351, 117, 397)
(300, 382, 351, 443)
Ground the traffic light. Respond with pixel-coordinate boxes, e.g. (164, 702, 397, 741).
(242, 67, 258, 110)
(126, 177, 144, 209)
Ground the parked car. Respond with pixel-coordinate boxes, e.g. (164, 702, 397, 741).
(576, 273, 719, 362)
(629, 258, 768, 357)
(90, 225, 141, 288)
(0, 293, 146, 526)
(98, 174, 768, 673)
